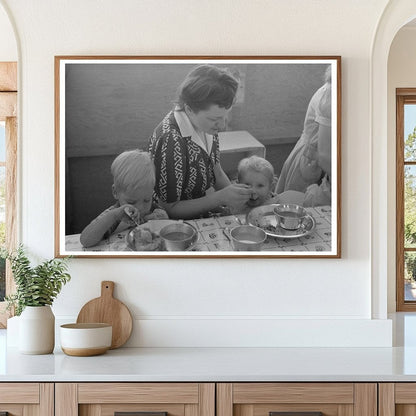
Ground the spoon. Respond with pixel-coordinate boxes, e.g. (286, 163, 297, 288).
(124, 207, 141, 227)
(234, 215, 244, 225)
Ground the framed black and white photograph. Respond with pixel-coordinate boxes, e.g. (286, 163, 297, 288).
(55, 56, 341, 258)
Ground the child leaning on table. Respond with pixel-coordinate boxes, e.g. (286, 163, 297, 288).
(80, 149, 168, 248)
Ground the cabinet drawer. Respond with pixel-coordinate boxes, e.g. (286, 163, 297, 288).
(217, 383, 376, 416)
(56, 383, 215, 416)
(379, 383, 416, 415)
(0, 383, 39, 403)
(78, 383, 200, 403)
(232, 383, 354, 404)
(0, 383, 53, 416)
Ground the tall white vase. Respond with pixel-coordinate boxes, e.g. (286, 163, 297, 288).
(19, 305, 55, 354)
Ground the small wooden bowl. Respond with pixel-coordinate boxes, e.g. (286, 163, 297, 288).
(60, 323, 112, 356)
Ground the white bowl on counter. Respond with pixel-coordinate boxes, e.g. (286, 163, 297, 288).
(60, 323, 112, 357)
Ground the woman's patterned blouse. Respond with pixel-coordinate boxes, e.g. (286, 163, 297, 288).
(148, 111, 220, 203)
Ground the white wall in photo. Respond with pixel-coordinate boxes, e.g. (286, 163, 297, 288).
(0, 0, 395, 347)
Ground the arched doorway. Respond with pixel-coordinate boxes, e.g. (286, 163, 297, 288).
(371, 0, 416, 318)
(387, 14, 416, 311)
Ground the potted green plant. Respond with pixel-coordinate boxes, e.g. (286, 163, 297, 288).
(3, 245, 71, 354)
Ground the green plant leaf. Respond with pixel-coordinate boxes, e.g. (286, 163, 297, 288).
(4, 245, 71, 316)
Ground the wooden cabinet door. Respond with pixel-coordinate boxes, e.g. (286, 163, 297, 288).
(0, 383, 53, 415)
(217, 383, 377, 416)
(379, 383, 416, 416)
(55, 383, 215, 416)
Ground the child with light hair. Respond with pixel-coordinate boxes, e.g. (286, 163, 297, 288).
(236, 155, 277, 213)
(80, 149, 167, 248)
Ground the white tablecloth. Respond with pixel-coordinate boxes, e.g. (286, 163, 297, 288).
(65, 206, 332, 253)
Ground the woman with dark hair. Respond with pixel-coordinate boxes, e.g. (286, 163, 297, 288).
(149, 64, 252, 219)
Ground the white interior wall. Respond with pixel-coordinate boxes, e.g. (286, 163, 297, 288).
(387, 26, 416, 312)
(0, 4, 16, 61)
(0, 0, 394, 347)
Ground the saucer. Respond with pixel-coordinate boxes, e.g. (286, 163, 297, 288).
(246, 204, 316, 239)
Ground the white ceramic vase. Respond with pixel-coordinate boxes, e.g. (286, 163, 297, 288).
(18, 305, 55, 354)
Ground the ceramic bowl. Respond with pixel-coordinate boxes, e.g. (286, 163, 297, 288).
(159, 222, 197, 251)
(274, 204, 307, 230)
(60, 323, 112, 356)
(230, 225, 267, 251)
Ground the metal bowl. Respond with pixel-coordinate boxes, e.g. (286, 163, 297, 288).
(159, 222, 197, 251)
(230, 225, 267, 251)
(274, 204, 307, 230)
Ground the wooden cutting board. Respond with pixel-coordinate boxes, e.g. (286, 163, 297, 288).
(76, 281, 133, 349)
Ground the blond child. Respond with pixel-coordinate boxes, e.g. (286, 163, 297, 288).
(236, 155, 322, 214)
(236, 156, 277, 214)
(80, 150, 167, 248)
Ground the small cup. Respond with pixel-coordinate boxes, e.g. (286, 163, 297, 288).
(230, 225, 267, 251)
(274, 204, 307, 230)
(159, 222, 197, 251)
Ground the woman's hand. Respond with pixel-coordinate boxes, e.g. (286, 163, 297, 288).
(217, 183, 252, 211)
(157, 184, 252, 220)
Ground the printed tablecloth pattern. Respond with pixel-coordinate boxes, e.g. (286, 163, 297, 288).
(65, 206, 331, 252)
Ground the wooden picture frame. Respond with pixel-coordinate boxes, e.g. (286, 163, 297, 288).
(55, 56, 341, 258)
